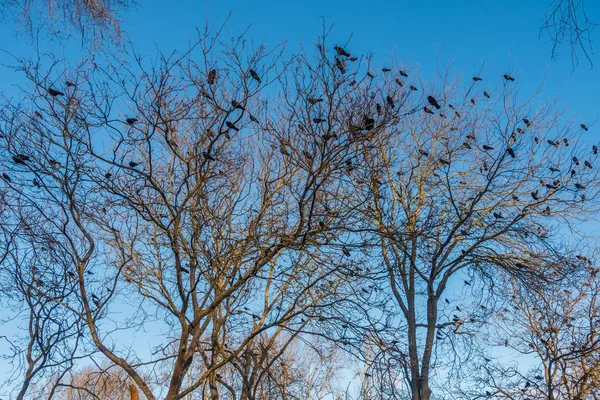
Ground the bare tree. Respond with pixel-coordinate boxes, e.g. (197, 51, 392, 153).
(542, 0, 597, 67)
(0, 0, 134, 46)
(469, 258, 600, 400)
(336, 64, 600, 399)
(0, 28, 400, 399)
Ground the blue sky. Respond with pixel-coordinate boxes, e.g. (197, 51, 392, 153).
(0, 0, 599, 394)
(1, 0, 598, 124)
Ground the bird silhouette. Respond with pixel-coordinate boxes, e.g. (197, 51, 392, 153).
(363, 116, 375, 130)
(386, 96, 395, 108)
(2, 173, 11, 182)
(493, 212, 503, 219)
(308, 97, 323, 105)
(506, 148, 516, 158)
(48, 88, 64, 97)
(334, 45, 350, 57)
(581, 123, 589, 131)
(12, 154, 28, 164)
(419, 149, 429, 157)
(445, 298, 450, 304)
(439, 158, 450, 165)
(335, 58, 346, 74)
(473, 76, 482, 81)
(226, 121, 240, 131)
(65, 81, 76, 87)
(409, 85, 418, 91)
(523, 118, 531, 126)
(400, 70, 408, 77)
(367, 71, 375, 78)
(483, 91, 490, 98)
(547, 140, 558, 147)
(342, 246, 351, 257)
(573, 156, 580, 165)
(503, 74, 515, 81)
(575, 183, 586, 190)
(593, 145, 598, 154)
(395, 78, 404, 87)
(531, 190, 539, 200)
(129, 161, 139, 168)
(585, 160, 593, 169)
(203, 152, 215, 161)
(423, 107, 434, 114)
(455, 111, 461, 118)
(382, 68, 391, 72)
(249, 69, 261, 83)
(33, 179, 40, 187)
(464, 280, 471, 286)
(231, 100, 245, 111)
(180, 266, 190, 273)
(207, 69, 217, 85)
(313, 118, 326, 124)
(104, 173, 112, 179)
(126, 118, 138, 125)
(427, 96, 441, 109)
(482, 145, 494, 150)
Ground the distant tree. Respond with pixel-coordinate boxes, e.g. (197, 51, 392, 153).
(471, 260, 600, 400)
(0, 0, 134, 46)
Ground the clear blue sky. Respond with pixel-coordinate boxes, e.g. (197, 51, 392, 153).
(1, 0, 598, 122)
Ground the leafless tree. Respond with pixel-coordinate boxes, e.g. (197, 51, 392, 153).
(336, 64, 600, 399)
(466, 257, 600, 400)
(0, 27, 402, 399)
(0, 0, 134, 46)
(542, 0, 597, 67)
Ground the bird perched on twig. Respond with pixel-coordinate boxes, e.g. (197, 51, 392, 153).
(427, 96, 441, 109)
(503, 74, 515, 81)
(126, 118, 138, 125)
(48, 88, 64, 97)
(473, 76, 482, 81)
(207, 69, 217, 85)
(249, 69, 261, 83)
(335, 58, 346, 74)
(334, 45, 350, 57)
